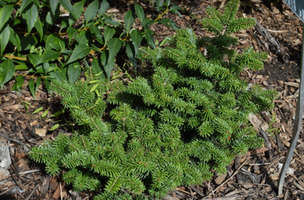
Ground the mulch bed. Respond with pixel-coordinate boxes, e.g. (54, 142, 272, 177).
(1, 0, 304, 199)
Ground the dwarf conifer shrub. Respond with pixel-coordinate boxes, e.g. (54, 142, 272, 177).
(29, 0, 277, 199)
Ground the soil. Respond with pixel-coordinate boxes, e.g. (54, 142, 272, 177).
(1, 0, 304, 199)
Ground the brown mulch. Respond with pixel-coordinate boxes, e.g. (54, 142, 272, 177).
(1, 0, 304, 199)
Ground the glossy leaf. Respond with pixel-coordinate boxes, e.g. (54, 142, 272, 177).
(0, 4, 14, 31)
(85, 0, 99, 24)
(25, 3, 38, 33)
(40, 50, 59, 65)
(59, 0, 76, 19)
(50, 0, 59, 14)
(28, 54, 41, 66)
(67, 62, 81, 83)
(0, 25, 10, 55)
(92, 57, 106, 80)
(69, 1, 85, 25)
(135, 3, 145, 22)
(145, 29, 155, 49)
(0, 59, 15, 88)
(130, 29, 142, 56)
(108, 38, 122, 60)
(45, 34, 65, 50)
(126, 42, 137, 67)
(35, 18, 43, 41)
(67, 44, 91, 64)
(28, 78, 36, 97)
(49, 68, 67, 82)
(12, 75, 24, 92)
(42, 63, 49, 75)
(9, 27, 21, 52)
(104, 26, 115, 44)
(75, 31, 89, 44)
(104, 56, 114, 80)
(67, 27, 78, 43)
(20, 0, 32, 13)
(156, 0, 164, 7)
(124, 10, 134, 32)
(98, 0, 109, 16)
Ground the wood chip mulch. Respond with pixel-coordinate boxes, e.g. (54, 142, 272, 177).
(1, 0, 304, 199)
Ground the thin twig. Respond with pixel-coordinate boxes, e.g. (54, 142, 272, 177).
(0, 133, 28, 146)
(208, 157, 248, 196)
(25, 184, 39, 200)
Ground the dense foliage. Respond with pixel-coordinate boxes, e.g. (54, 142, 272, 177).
(0, 0, 179, 97)
(28, 0, 277, 199)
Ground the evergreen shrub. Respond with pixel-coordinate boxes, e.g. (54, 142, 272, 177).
(29, 0, 277, 199)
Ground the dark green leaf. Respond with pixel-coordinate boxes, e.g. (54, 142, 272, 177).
(35, 77, 41, 93)
(130, 29, 142, 56)
(35, 18, 43, 41)
(145, 29, 155, 49)
(46, 10, 57, 27)
(85, 0, 99, 24)
(20, 0, 32, 13)
(108, 38, 122, 60)
(28, 78, 35, 97)
(43, 63, 49, 75)
(69, 1, 85, 25)
(9, 27, 21, 52)
(100, 50, 107, 67)
(126, 42, 137, 67)
(44, 78, 51, 92)
(105, 56, 114, 80)
(12, 75, 24, 92)
(50, 0, 59, 15)
(95, 34, 104, 45)
(75, 31, 89, 44)
(158, 18, 179, 30)
(49, 68, 67, 82)
(170, 6, 182, 17)
(165, 0, 171, 6)
(92, 57, 106, 79)
(0, 25, 10, 55)
(104, 26, 115, 44)
(134, 3, 145, 22)
(67, 62, 81, 83)
(90, 24, 100, 35)
(20, 36, 38, 51)
(40, 50, 60, 64)
(25, 3, 38, 33)
(27, 54, 41, 66)
(67, 27, 78, 43)
(67, 44, 91, 64)
(59, 0, 76, 19)
(45, 34, 65, 50)
(0, 4, 13, 31)
(124, 10, 134, 32)
(156, 0, 164, 7)
(142, 17, 153, 28)
(98, 0, 109, 16)
(0, 59, 15, 88)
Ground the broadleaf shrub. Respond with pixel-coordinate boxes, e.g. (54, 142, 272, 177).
(0, 0, 179, 92)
